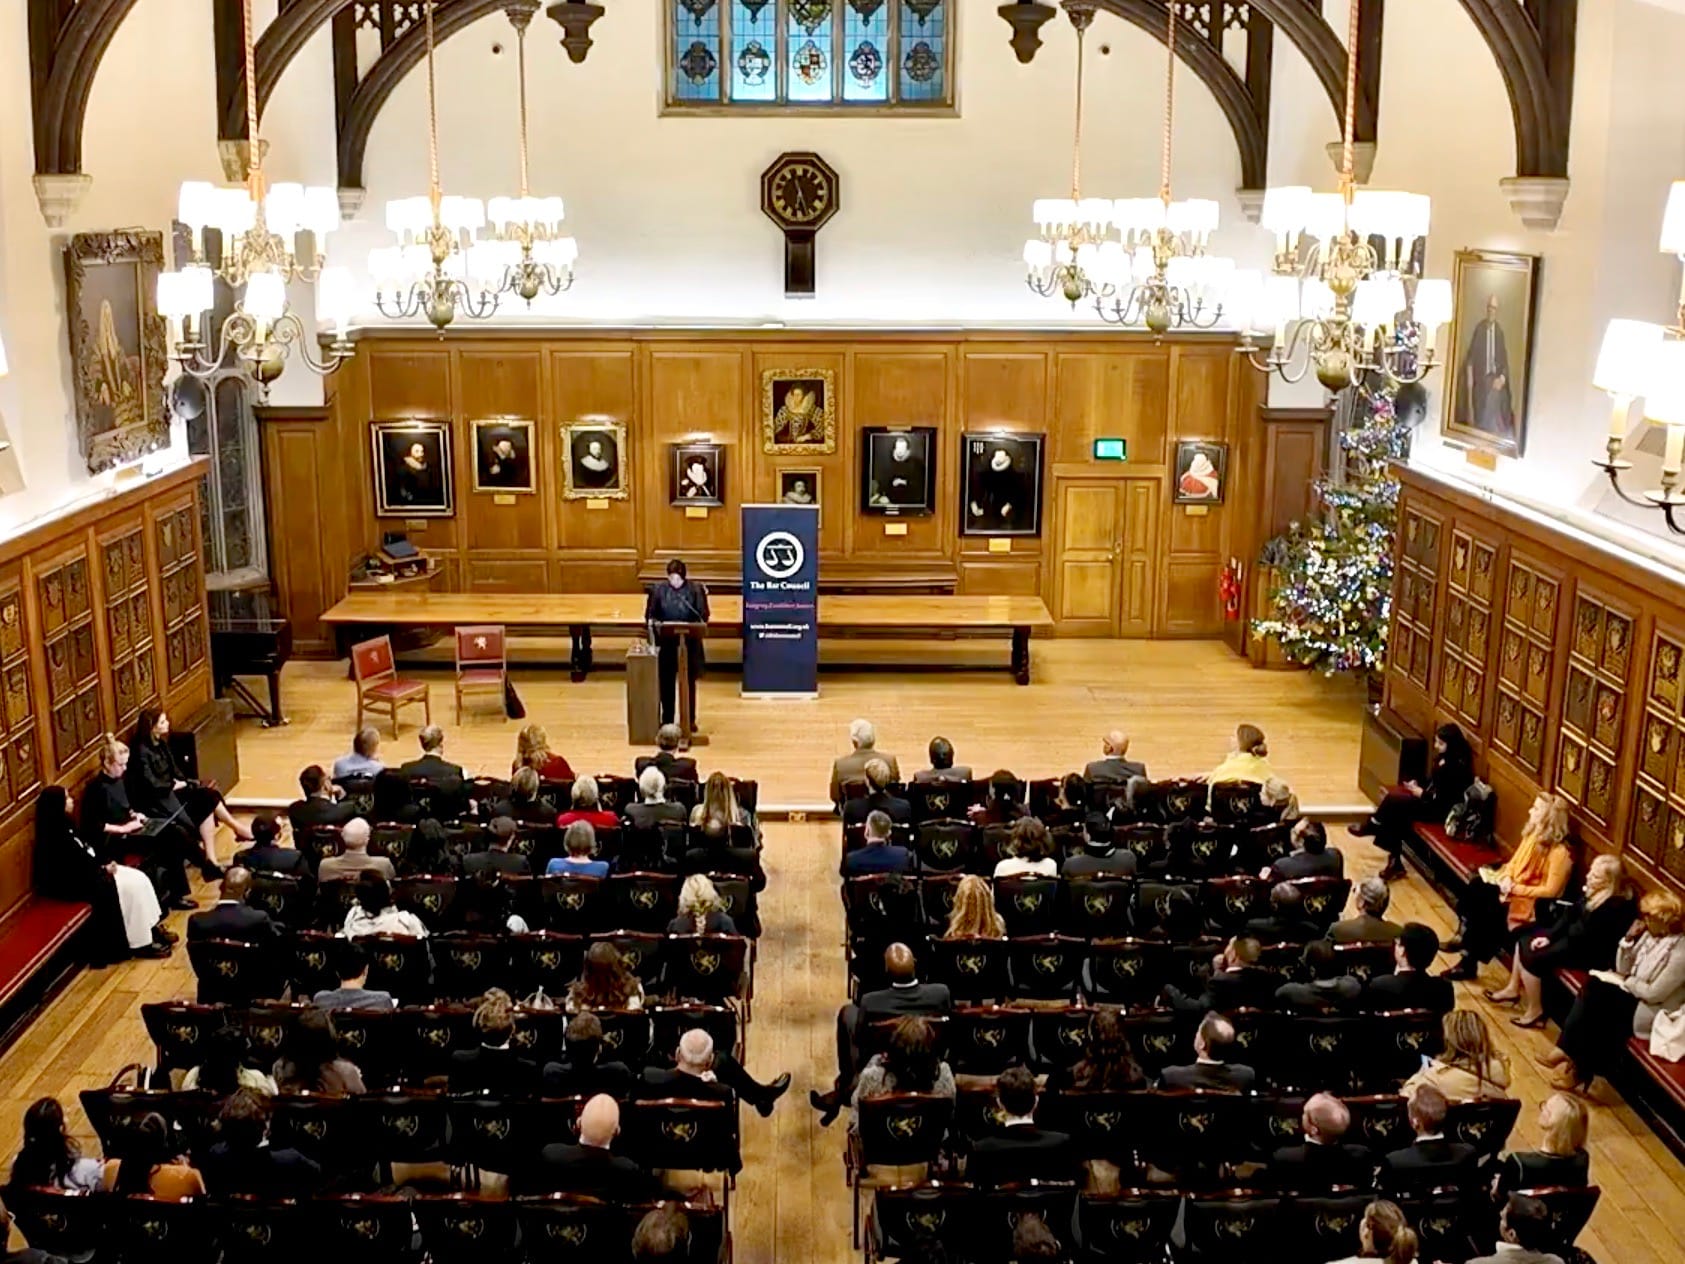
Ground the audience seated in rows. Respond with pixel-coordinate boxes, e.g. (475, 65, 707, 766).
(1275, 939, 1362, 1013)
(343, 872, 428, 940)
(943, 874, 1005, 939)
(691, 771, 750, 830)
(1403, 1010, 1512, 1103)
(201, 1088, 320, 1198)
(641, 1027, 790, 1117)
(1245, 881, 1322, 944)
(669, 874, 736, 935)
(273, 1008, 366, 1094)
(466, 816, 531, 876)
(1327, 1199, 1418, 1264)
(1267, 819, 1344, 881)
(636, 724, 698, 784)
(968, 1065, 1072, 1187)
(1369, 924, 1456, 1013)
(1060, 818, 1136, 877)
(399, 725, 464, 784)
(181, 1026, 278, 1096)
(1085, 730, 1147, 786)
(632, 1205, 691, 1261)
(993, 818, 1056, 879)
(1208, 723, 1275, 787)
(543, 1011, 634, 1098)
(842, 759, 912, 830)
(520, 1093, 657, 1201)
(913, 737, 970, 784)
(288, 764, 357, 835)
(970, 771, 1028, 827)
(1160, 1013, 1255, 1091)
(547, 821, 609, 877)
(850, 1015, 955, 1133)
(627, 767, 687, 831)
(558, 775, 619, 833)
(831, 719, 901, 807)
(514, 722, 574, 781)
(448, 988, 539, 1095)
(1332, 876, 1404, 944)
(7, 1098, 102, 1193)
(1043, 1009, 1145, 1092)
(1470, 1195, 1567, 1264)
(1270, 1092, 1371, 1190)
(812, 942, 951, 1125)
(1378, 1083, 1476, 1192)
(311, 939, 396, 1011)
(1496, 1093, 1590, 1197)
(187, 867, 279, 946)
(233, 814, 308, 879)
(317, 818, 392, 884)
(842, 812, 913, 877)
(332, 727, 385, 782)
(100, 1111, 204, 1201)
(567, 941, 646, 1014)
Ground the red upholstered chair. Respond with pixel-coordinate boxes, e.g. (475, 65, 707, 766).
(454, 624, 507, 724)
(351, 635, 430, 737)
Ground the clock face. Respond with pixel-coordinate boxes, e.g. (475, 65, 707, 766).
(770, 163, 831, 225)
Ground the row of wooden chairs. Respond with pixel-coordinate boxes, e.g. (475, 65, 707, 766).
(141, 1000, 742, 1086)
(839, 776, 1277, 832)
(331, 772, 761, 824)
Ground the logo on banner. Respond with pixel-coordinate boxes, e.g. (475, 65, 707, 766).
(755, 531, 805, 580)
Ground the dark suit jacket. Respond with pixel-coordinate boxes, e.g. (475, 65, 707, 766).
(1084, 757, 1147, 783)
(842, 844, 916, 876)
(399, 754, 466, 783)
(1204, 966, 1285, 1013)
(287, 796, 358, 833)
(541, 1058, 634, 1100)
(626, 801, 688, 831)
(1159, 1060, 1256, 1092)
(637, 1065, 732, 1103)
(1378, 1137, 1479, 1191)
(1365, 970, 1455, 1013)
(463, 850, 531, 877)
(968, 1125, 1075, 1187)
(843, 791, 913, 829)
(859, 981, 952, 1026)
(201, 1142, 322, 1198)
(1269, 851, 1345, 881)
(1330, 914, 1404, 944)
(637, 751, 699, 783)
(527, 1143, 658, 1200)
(1244, 915, 1323, 944)
(1495, 1148, 1590, 1195)
(187, 901, 280, 945)
(231, 843, 311, 879)
(1275, 977, 1363, 1013)
(912, 766, 972, 784)
(449, 1044, 540, 1095)
(1062, 849, 1138, 877)
(1269, 1141, 1374, 1190)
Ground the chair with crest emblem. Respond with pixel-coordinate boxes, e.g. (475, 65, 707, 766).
(329, 1005, 405, 1087)
(363, 1090, 451, 1180)
(408, 1004, 480, 1080)
(186, 938, 283, 1005)
(1083, 938, 1172, 1008)
(513, 1196, 634, 1264)
(1167, 821, 1239, 880)
(5, 1186, 103, 1262)
(973, 1182, 1079, 1262)
(994, 876, 1063, 938)
(1137, 1090, 1260, 1182)
(393, 875, 458, 932)
(846, 874, 925, 983)
(1029, 776, 1084, 820)
(216, 1194, 308, 1264)
(1443, 1097, 1523, 1160)
(80, 1085, 218, 1161)
(919, 873, 965, 937)
(621, 1098, 742, 1204)
(1136, 779, 1206, 826)
(1180, 1191, 1284, 1258)
(591, 1006, 654, 1067)
(1223, 1009, 1275, 1084)
(926, 935, 1010, 1005)
(1027, 1005, 1094, 1076)
(240, 1001, 306, 1068)
(849, 1092, 957, 1245)
(1391, 1188, 1475, 1264)
(1516, 1184, 1601, 1256)
(1331, 940, 1396, 986)
(865, 1182, 978, 1264)
(1074, 1188, 1181, 1262)
(1113, 823, 1170, 874)
(650, 1002, 736, 1066)
(1275, 1015, 1367, 1094)
(704, 870, 761, 939)
(908, 779, 980, 824)
(1290, 877, 1353, 930)
(314, 879, 361, 931)
(140, 1001, 227, 1081)
(1236, 820, 1295, 872)
(296, 825, 344, 874)
(1042, 1089, 1144, 1171)
(1006, 934, 1085, 1002)
(269, 1093, 361, 1176)
(978, 823, 1017, 872)
(452, 625, 507, 726)
(448, 1096, 582, 1176)
(247, 871, 308, 928)
(914, 819, 978, 873)
(310, 1193, 425, 1264)
(361, 933, 434, 1005)
(1346, 1094, 1412, 1155)
(508, 931, 587, 999)
(946, 1005, 1032, 1077)
(1120, 1011, 1187, 1079)
(1061, 877, 1134, 941)
(369, 824, 414, 873)
(1209, 779, 1265, 826)
(108, 1194, 219, 1264)
(607, 872, 680, 932)
(524, 874, 605, 934)
(1167, 937, 1229, 997)
(1200, 876, 1270, 937)
(1280, 1191, 1374, 1262)
(510, 1004, 570, 1061)
(592, 930, 666, 985)
(352, 635, 430, 738)
(1133, 880, 1202, 939)
(1368, 1008, 1447, 1088)
(431, 933, 511, 1000)
(411, 1195, 521, 1264)
(665, 933, 751, 1011)
(593, 773, 638, 815)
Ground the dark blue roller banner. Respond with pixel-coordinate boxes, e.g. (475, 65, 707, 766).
(741, 504, 819, 697)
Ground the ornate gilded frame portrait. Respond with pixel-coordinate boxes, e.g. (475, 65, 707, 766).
(562, 420, 628, 500)
(762, 367, 837, 454)
(1443, 248, 1539, 459)
(63, 230, 168, 474)
(470, 417, 537, 494)
(371, 420, 454, 518)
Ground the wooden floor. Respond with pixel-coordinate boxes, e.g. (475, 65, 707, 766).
(3, 641, 1683, 1263)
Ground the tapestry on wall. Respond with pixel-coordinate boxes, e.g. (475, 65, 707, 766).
(63, 230, 170, 475)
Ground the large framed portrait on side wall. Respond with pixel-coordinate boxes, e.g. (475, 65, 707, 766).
(1442, 248, 1539, 458)
(961, 432, 1044, 537)
(861, 427, 936, 515)
(371, 420, 454, 517)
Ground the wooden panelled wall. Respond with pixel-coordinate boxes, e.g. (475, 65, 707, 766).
(0, 460, 214, 921)
(1383, 465, 1685, 897)
(267, 330, 1263, 657)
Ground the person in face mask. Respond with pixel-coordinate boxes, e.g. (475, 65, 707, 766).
(644, 559, 710, 730)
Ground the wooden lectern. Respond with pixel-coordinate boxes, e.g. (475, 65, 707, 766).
(651, 620, 709, 750)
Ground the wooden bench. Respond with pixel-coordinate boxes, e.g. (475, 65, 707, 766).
(0, 896, 92, 1050)
(1401, 816, 1503, 910)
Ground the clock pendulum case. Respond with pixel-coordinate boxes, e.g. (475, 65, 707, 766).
(760, 151, 840, 297)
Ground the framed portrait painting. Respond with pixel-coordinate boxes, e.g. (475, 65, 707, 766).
(562, 420, 628, 500)
(671, 442, 725, 507)
(961, 432, 1045, 537)
(371, 420, 454, 517)
(1172, 439, 1228, 505)
(1443, 248, 1539, 458)
(778, 469, 820, 506)
(63, 230, 169, 474)
(762, 368, 837, 454)
(861, 427, 936, 515)
(471, 417, 536, 493)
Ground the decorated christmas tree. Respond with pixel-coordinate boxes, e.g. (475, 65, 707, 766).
(1252, 371, 1428, 675)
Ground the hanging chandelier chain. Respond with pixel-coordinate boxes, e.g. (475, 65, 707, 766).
(517, 20, 531, 198)
(1071, 22, 1086, 201)
(1161, 1, 1176, 204)
(242, 0, 262, 193)
(426, 0, 441, 209)
(1340, 0, 1360, 200)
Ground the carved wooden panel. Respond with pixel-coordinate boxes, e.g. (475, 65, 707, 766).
(0, 578, 38, 819)
(1436, 528, 1495, 730)
(101, 524, 158, 735)
(36, 548, 101, 773)
(1491, 553, 1560, 777)
(155, 502, 207, 687)
(1556, 587, 1634, 829)
(1390, 504, 1443, 691)
(1633, 624, 1685, 881)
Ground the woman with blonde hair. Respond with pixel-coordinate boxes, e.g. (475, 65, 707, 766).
(669, 874, 737, 935)
(1495, 1093, 1590, 1195)
(1546, 889, 1685, 1091)
(512, 724, 573, 780)
(943, 875, 1006, 939)
(1208, 724, 1275, 787)
(1486, 852, 1635, 1027)
(690, 770, 747, 829)
(1402, 1009, 1512, 1102)
(1443, 792, 1574, 980)
(78, 734, 194, 908)
(1328, 1200, 1418, 1264)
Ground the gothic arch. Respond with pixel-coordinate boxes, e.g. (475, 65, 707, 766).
(219, 0, 346, 141)
(1454, 0, 1573, 177)
(30, 0, 146, 175)
(1248, 0, 1380, 146)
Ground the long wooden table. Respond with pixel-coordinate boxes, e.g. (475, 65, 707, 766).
(319, 592, 1055, 684)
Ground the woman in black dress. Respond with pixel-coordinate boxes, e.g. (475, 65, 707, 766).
(80, 735, 193, 908)
(1349, 723, 1473, 881)
(35, 786, 172, 962)
(1493, 1093, 1590, 1196)
(1485, 853, 1635, 1027)
(127, 707, 245, 872)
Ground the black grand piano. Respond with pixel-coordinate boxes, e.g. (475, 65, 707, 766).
(208, 588, 292, 726)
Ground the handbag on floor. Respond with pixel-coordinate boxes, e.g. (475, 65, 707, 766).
(504, 678, 526, 720)
(1651, 1005, 1685, 1062)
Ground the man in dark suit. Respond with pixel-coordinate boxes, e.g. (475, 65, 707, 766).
(286, 765, 357, 833)
(1159, 1014, 1257, 1091)
(841, 810, 915, 877)
(830, 718, 901, 807)
(1266, 820, 1345, 881)
(636, 725, 699, 784)
(1330, 877, 1404, 944)
(1269, 1092, 1373, 1190)
(1365, 923, 1455, 1013)
(1245, 882, 1323, 944)
(1061, 816, 1138, 877)
(1378, 1083, 1478, 1192)
(626, 766, 688, 831)
(813, 942, 951, 1125)
(1275, 939, 1363, 1013)
(398, 725, 465, 783)
(448, 1012, 540, 1096)
(463, 816, 531, 877)
(843, 760, 913, 831)
(200, 1088, 322, 1198)
(186, 867, 280, 945)
(967, 1066, 1074, 1187)
(231, 813, 310, 880)
(1166, 936, 1280, 1014)
(524, 1094, 660, 1200)
(1084, 730, 1147, 785)
(637, 1028, 791, 1118)
(542, 1012, 634, 1099)
(912, 736, 972, 784)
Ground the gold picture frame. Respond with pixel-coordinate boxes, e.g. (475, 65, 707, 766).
(562, 419, 629, 500)
(470, 417, 537, 494)
(63, 230, 169, 474)
(1442, 248, 1539, 459)
(762, 367, 837, 454)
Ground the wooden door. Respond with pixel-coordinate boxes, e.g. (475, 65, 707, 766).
(1053, 481, 1123, 636)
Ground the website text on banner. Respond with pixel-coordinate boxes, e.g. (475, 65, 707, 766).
(740, 504, 819, 697)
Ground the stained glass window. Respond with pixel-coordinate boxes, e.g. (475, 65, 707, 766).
(667, 0, 952, 110)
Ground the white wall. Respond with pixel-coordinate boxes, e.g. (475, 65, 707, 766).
(3, 0, 1685, 561)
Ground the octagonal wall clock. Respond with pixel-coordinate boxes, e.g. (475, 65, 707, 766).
(760, 151, 840, 297)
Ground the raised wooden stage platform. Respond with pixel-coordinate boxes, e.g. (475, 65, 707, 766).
(319, 592, 1056, 684)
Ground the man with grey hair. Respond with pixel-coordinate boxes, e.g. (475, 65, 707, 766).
(842, 810, 914, 876)
(636, 724, 698, 783)
(1331, 876, 1405, 943)
(1268, 1092, 1370, 1188)
(317, 817, 395, 884)
(626, 766, 687, 831)
(638, 1028, 791, 1118)
(398, 725, 463, 783)
(1084, 730, 1147, 784)
(830, 718, 900, 807)
(332, 727, 385, 781)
